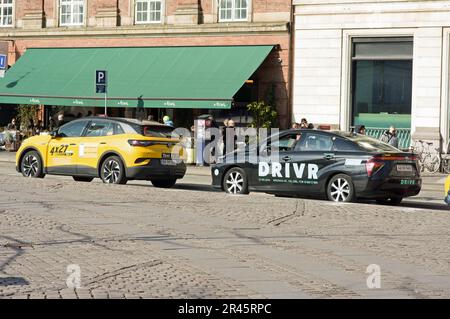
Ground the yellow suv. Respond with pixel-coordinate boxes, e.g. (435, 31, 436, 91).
(16, 117, 186, 187)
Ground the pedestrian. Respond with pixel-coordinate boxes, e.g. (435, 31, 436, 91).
(163, 115, 174, 127)
(223, 119, 237, 155)
(292, 122, 300, 129)
(300, 118, 308, 128)
(380, 125, 399, 148)
(6, 118, 17, 131)
(357, 125, 366, 135)
(56, 113, 66, 129)
(147, 114, 154, 121)
(307, 123, 315, 129)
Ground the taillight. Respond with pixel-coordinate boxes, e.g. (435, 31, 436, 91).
(366, 158, 384, 177)
(128, 140, 154, 147)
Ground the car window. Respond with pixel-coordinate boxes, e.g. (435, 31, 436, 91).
(297, 133, 333, 151)
(113, 123, 125, 135)
(85, 121, 113, 137)
(332, 138, 361, 152)
(348, 135, 400, 152)
(142, 125, 178, 138)
(269, 133, 300, 152)
(58, 120, 89, 137)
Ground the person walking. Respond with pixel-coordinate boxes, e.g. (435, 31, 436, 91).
(380, 125, 399, 148)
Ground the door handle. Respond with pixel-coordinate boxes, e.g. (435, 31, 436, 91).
(323, 153, 335, 160)
(99, 142, 107, 145)
(282, 155, 292, 162)
(70, 143, 76, 146)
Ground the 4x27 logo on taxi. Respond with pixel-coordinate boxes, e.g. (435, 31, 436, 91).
(49, 145, 71, 156)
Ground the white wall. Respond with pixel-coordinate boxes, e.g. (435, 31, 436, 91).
(293, 0, 450, 146)
(293, 29, 342, 126)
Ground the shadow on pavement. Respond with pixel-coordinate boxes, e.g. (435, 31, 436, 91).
(0, 277, 29, 287)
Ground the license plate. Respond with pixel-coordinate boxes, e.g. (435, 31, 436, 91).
(162, 153, 172, 160)
(400, 179, 416, 185)
(161, 159, 176, 166)
(397, 164, 413, 172)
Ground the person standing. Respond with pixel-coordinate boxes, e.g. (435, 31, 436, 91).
(56, 114, 66, 129)
(6, 118, 17, 130)
(380, 125, 399, 148)
(357, 125, 366, 135)
(163, 115, 174, 126)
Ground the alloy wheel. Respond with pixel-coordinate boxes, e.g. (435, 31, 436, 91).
(22, 154, 39, 177)
(330, 178, 350, 202)
(226, 171, 244, 194)
(103, 160, 121, 183)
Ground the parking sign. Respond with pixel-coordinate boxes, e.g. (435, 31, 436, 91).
(95, 70, 107, 93)
(0, 54, 6, 70)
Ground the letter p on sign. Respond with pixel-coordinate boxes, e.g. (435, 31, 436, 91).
(96, 70, 107, 85)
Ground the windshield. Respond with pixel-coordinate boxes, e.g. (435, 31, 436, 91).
(347, 134, 400, 152)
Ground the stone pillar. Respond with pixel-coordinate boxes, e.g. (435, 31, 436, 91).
(173, 0, 202, 25)
(22, 9, 45, 29)
(95, 7, 119, 27)
(93, 0, 118, 27)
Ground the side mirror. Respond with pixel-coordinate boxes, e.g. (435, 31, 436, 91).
(50, 130, 59, 138)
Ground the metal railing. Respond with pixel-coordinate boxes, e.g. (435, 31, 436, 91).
(351, 127, 411, 150)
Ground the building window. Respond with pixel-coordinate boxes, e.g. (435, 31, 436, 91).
(219, 0, 248, 22)
(60, 0, 84, 26)
(0, 0, 13, 27)
(351, 38, 413, 131)
(135, 0, 163, 24)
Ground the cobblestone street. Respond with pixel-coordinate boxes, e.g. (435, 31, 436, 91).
(1, 161, 450, 299)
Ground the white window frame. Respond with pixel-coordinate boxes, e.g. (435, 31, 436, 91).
(134, 0, 164, 25)
(59, 0, 85, 27)
(218, 0, 250, 22)
(341, 29, 416, 132)
(0, 0, 13, 27)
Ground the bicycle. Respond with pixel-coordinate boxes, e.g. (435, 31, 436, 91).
(412, 140, 441, 173)
(441, 141, 450, 174)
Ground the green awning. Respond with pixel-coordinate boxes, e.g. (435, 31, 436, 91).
(0, 45, 273, 109)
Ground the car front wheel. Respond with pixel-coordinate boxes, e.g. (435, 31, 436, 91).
(20, 151, 45, 178)
(100, 156, 127, 184)
(327, 174, 355, 202)
(223, 167, 249, 195)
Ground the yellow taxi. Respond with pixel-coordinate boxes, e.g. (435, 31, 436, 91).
(16, 117, 186, 187)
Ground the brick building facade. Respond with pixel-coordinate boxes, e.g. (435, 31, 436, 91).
(0, 0, 292, 128)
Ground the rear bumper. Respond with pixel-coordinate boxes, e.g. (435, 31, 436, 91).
(126, 160, 186, 180)
(358, 177, 422, 199)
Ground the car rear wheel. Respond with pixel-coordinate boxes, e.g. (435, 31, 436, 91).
(376, 197, 403, 206)
(73, 176, 94, 182)
(223, 167, 249, 195)
(327, 174, 355, 202)
(100, 156, 127, 184)
(151, 179, 177, 188)
(20, 151, 45, 178)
